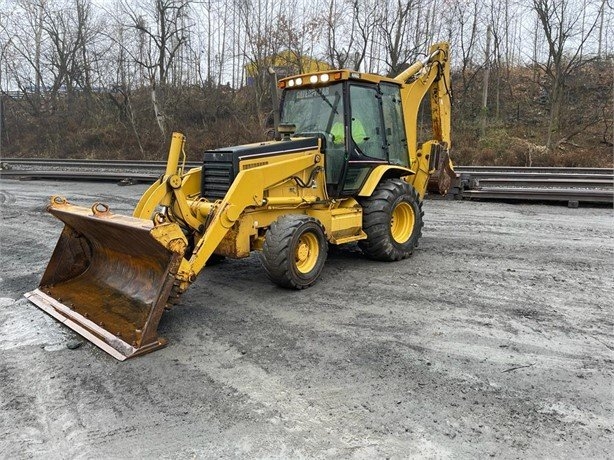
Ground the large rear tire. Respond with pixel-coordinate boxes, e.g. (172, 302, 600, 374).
(359, 178, 423, 261)
(260, 215, 328, 289)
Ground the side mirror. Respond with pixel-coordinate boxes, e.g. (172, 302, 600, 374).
(278, 123, 296, 140)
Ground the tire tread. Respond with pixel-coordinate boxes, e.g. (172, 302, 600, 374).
(260, 215, 327, 289)
(359, 179, 424, 261)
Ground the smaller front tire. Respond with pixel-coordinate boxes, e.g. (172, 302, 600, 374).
(260, 215, 328, 289)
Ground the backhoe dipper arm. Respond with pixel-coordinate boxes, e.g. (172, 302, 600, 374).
(395, 43, 453, 197)
(395, 43, 451, 156)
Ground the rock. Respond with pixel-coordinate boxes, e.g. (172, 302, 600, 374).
(66, 340, 83, 350)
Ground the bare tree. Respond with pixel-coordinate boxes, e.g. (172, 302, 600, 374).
(351, 0, 381, 72)
(379, 0, 420, 76)
(236, 0, 284, 127)
(487, 0, 520, 118)
(324, 0, 357, 68)
(42, 0, 99, 96)
(3, 0, 48, 113)
(120, 0, 191, 137)
(455, 0, 482, 93)
(532, 0, 603, 149)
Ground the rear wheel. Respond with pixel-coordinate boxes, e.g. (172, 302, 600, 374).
(359, 178, 423, 261)
(260, 215, 328, 289)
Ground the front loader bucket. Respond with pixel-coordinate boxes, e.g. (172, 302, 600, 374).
(25, 198, 187, 360)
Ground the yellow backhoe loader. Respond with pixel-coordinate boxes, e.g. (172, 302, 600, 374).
(26, 42, 456, 360)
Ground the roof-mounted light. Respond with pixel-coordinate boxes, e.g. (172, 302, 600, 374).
(282, 72, 338, 89)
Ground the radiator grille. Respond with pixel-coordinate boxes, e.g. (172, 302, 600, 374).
(201, 152, 234, 200)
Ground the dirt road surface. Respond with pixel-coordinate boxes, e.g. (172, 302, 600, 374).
(1, 179, 612, 458)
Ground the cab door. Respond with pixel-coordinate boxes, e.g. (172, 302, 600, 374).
(339, 83, 388, 195)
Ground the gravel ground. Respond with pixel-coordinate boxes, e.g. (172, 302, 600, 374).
(0, 179, 612, 459)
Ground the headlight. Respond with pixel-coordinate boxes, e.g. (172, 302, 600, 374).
(310, 75, 318, 84)
(320, 74, 330, 82)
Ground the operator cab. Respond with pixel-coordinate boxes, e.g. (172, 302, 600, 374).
(279, 71, 410, 198)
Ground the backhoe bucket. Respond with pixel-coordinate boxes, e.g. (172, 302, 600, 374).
(25, 198, 187, 360)
(427, 148, 458, 196)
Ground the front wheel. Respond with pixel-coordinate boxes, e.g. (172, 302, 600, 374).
(358, 179, 424, 261)
(260, 215, 328, 289)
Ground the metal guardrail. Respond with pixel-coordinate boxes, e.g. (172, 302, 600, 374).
(473, 178, 612, 188)
(1, 159, 612, 206)
(454, 166, 611, 175)
(460, 187, 613, 205)
(455, 166, 613, 206)
(0, 169, 157, 184)
(457, 171, 613, 181)
(0, 157, 200, 169)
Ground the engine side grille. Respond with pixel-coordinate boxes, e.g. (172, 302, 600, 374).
(200, 138, 319, 201)
(201, 151, 234, 200)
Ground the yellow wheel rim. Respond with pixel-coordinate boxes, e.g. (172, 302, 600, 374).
(295, 232, 319, 273)
(390, 202, 415, 244)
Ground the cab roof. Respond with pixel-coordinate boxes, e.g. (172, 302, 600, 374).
(278, 69, 401, 90)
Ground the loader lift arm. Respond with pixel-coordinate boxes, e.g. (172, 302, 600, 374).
(162, 138, 325, 293)
(134, 132, 324, 275)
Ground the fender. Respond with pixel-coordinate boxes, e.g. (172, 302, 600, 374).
(357, 165, 415, 197)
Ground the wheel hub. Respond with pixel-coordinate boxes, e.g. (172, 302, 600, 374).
(297, 242, 309, 262)
(295, 233, 319, 273)
(390, 202, 415, 244)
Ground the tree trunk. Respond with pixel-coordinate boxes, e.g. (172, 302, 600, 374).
(481, 24, 492, 137)
(151, 84, 167, 139)
(546, 74, 563, 150)
(597, 0, 605, 58)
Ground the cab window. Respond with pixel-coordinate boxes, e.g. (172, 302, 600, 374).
(381, 83, 409, 167)
(280, 83, 345, 184)
(349, 85, 386, 160)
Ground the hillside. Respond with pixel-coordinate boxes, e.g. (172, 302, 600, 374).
(1, 61, 612, 167)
